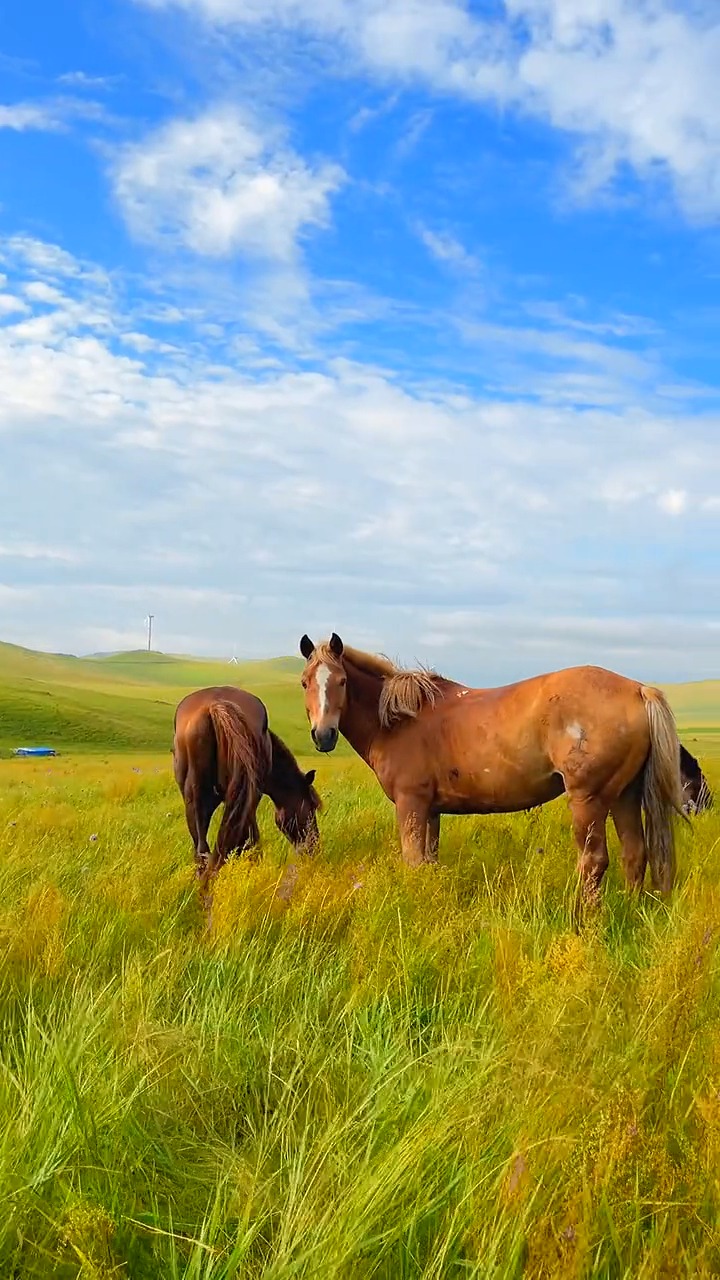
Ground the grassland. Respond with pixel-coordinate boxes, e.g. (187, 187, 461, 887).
(1, 643, 720, 1277)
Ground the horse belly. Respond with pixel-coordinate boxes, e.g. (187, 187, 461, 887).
(435, 754, 564, 816)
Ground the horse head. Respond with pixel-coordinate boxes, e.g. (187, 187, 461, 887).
(299, 633, 346, 753)
(274, 767, 321, 849)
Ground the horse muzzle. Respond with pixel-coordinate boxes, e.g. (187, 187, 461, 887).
(311, 725, 338, 753)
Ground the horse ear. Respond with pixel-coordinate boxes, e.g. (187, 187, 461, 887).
(300, 634, 315, 660)
(305, 769, 316, 786)
(329, 632, 344, 657)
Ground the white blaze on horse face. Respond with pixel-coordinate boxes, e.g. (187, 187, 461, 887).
(567, 722, 584, 741)
(315, 664, 332, 719)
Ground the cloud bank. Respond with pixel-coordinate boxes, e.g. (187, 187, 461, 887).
(0, 233, 718, 679)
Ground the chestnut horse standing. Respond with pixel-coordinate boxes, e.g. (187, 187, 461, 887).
(299, 634, 686, 899)
(173, 685, 321, 892)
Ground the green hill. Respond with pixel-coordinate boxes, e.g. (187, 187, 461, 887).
(658, 679, 720, 732)
(0, 641, 315, 755)
(89, 649, 304, 687)
(0, 639, 718, 756)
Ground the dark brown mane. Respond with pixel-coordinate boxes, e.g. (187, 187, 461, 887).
(311, 641, 445, 728)
(269, 730, 322, 809)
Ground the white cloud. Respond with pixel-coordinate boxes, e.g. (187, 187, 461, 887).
(523, 301, 656, 340)
(112, 106, 345, 260)
(0, 103, 65, 132)
(0, 543, 81, 563)
(57, 71, 120, 90)
(2, 235, 109, 284)
(0, 235, 718, 679)
(0, 97, 109, 133)
(0, 294, 29, 316)
(658, 488, 687, 516)
(416, 224, 479, 273)
(394, 109, 435, 157)
(137, 0, 720, 218)
(510, 0, 720, 218)
(348, 93, 401, 134)
(455, 316, 658, 396)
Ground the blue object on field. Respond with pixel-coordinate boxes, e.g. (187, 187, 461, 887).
(13, 747, 57, 757)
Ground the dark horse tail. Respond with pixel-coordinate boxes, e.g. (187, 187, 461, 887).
(208, 701, 266, 860)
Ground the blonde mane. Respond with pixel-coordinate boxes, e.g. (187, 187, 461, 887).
(310, 642, 443, 728)
(312, 642, 398, 681)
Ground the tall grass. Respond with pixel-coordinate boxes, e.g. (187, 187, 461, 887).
(0, 751, 719, 1277)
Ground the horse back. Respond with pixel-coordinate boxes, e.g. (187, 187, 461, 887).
(175, 685, 268, 740)
(173, 685, 270, 792)
(430, 664, 644, 736)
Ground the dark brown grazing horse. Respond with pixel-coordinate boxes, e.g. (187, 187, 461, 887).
(680, 743, 712, 814)
(299, 633, 687, 901)
(173, 685, 321, 893)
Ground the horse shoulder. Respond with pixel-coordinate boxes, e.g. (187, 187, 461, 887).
(374, 719, 444, 803)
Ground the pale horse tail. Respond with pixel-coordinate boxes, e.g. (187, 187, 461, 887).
(640, 685, 687, 893)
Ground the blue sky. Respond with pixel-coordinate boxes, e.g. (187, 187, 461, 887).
(0, 0, 719, 683)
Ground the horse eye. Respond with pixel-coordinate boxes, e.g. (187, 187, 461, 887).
(301, 678, 307, 689)
(339, 677, 347, 687)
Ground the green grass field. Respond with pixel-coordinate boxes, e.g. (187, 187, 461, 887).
(1, 642, 720, 1277)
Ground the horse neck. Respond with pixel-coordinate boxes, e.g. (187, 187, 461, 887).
(264, 735, 302, 809)
(340, 661, 382, 760)
(264, 762, 282, 805)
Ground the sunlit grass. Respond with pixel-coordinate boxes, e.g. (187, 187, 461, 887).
(0, 749, 719, 1277)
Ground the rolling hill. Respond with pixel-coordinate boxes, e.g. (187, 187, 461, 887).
(0, 641, 314, 755)
(0, 640, 717, 756)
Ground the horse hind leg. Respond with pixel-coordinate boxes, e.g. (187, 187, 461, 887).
(174, 740, 200, 862)
(610, 780, 647, 892)
(184, 776, 216, 885)
(214, 787, 258, 869)
(426, 814, 440, 863)
(568, 794, 610, 907)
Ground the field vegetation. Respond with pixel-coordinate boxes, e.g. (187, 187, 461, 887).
(0, 642, 719, 1277)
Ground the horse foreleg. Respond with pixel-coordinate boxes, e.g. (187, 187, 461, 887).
(395, 794, 432, 867)
(426, 814, 440, 863)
